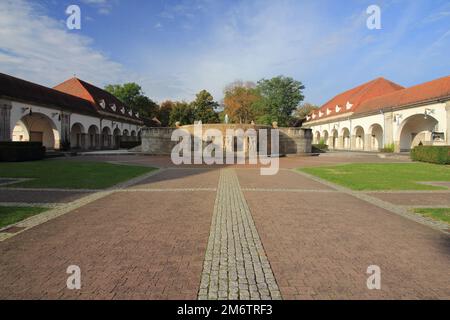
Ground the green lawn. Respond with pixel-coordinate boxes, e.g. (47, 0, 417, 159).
(299, 163, 450, 191)
(414, 208, 450, 225)
(0, 206, 48, 229)
(0, 160, 156, 189)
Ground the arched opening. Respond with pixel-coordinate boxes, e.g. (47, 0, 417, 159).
(398, 114, 438, 151)
(12, 113, 60, 149)
(102, 127, 111, 149)
(70, 123, 85, 150)
(341, 128, 350, 149)
(353, 126, 365, 150)
(314, 131, 321, 144)
(322, 130, 329, 146)
(369, 124, 383, 151)
(331, 129, 338, 149)
(122, 129, 129, 142)
(113, 127, 121, 149)
(88, 125, 99, 149)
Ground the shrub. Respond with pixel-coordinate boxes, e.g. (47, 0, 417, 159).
(380, 143, 395, 153)
(312, 143, 328, 153)
(120, 141, 141, 149)
(410, 146, 450, 165)
(0, 142, 46, 162)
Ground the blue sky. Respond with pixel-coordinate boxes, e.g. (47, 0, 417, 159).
(0, 0, 449, 105)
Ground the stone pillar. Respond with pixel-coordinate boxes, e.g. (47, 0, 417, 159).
(60, 112, 71, 150)
(446, 101, 450, 145)
(364, 134, 372, 151)
(0, 99, 12, 142)
(383, 111, 395, 151)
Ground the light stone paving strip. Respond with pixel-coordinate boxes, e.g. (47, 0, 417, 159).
(198, 169, 281, 300)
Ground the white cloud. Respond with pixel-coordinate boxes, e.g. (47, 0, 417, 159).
(81, 0, 115, 15)
(0, 0, 124, 88)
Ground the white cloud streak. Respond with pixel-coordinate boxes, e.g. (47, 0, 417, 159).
(0, 0, 124, 89)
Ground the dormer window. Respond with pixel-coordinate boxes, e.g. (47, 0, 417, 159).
(335, 105, 341, 113)
(128, 110, 133, 116)
(120, 107, 125, 114)
(135, 112, 140, 118)
(306, 115, 311, 121)
(99, 99, 106, 109)
(346, 101, 353, 110)
(326, 108, 331, 115)
(319, 111, 324, 117)
(110, 104, 117, 112)
(312, 113, 316, 119)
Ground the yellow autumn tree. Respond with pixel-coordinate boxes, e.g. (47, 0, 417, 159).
(223, 81, 261, 124)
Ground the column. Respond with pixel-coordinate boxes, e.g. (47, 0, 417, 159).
(384, 111, 395, 151)
(446, 102, 450, 145)
(0, 99, 12, 142)
(60, 112, 71, 150)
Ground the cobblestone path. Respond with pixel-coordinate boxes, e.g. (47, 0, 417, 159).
(198, 169, 281, 300)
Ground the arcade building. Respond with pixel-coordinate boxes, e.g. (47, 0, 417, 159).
(304, 75, 450, 152)
(0, 73, 143, 151)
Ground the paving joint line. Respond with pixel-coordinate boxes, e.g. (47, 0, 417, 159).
(0, 169, 163, 242)
(293, 169, 450, 234)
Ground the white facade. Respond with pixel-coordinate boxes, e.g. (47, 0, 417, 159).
(2, 98, 142, 150)
(305, 100, 450, 152)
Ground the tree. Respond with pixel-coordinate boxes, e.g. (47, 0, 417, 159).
(158, 100, 174, 127)
(169, 101, 194, 126)
(254, 76, 305, 126)
(105, 83, 159, 119)
(191, 90, 220, 124)
(293, 102, 319, 119)
(223, 81, 261, 124)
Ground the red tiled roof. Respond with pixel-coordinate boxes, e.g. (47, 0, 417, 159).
(306, 77, 404, 122)
(357, 75, 450, 114)
(54, 78, 142, 123)
(0, 73, 98, 116)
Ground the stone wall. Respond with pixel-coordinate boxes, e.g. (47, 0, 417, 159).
(278, 127, 312, 155)
(140, 125, 312, 156)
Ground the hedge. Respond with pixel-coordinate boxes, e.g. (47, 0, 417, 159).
(410, 146, 450, 165)
(312, 143, 328, 153)
(119, 141, 141, 150)
(0, 142, 46, 162)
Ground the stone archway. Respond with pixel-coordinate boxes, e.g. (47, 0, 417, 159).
(369, 124, 383, 151)
(331, 129, 338, 149)
(102, 127, 112, 148)
(88, 125, 99, 149)
(398, 114, 438, 151)
(341, 128, 350, 149)
(12, 113, 60, 149)
(113, 127, 121, 149)
(314, 131, 321, 144)
(322, 130, 329, 146)
(352, 126, 365, 150)
(70, 123, 85, 150)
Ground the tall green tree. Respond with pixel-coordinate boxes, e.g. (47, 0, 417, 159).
(191, 90, 220, 124)
(105, 83, 158, 119)
(254, 76, 305, 126)
(169, 101, 194, 126)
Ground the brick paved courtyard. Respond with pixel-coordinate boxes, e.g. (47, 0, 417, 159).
(0, 153, 449, 300)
